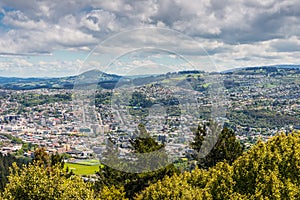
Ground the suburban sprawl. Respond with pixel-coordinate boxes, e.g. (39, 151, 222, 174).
(0, 65, 300, 164)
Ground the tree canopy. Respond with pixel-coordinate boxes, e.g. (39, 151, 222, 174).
(137, 132, 300, 199)
(1, 130, 298, 199)
(1, 162, 95, 200)
(190, 123, 243, 169)
(95, 124, 178, 199)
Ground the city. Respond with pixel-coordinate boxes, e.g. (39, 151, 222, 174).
(1, 66, 299, 160)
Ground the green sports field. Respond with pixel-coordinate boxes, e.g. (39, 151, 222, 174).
(64, 160, 102, 175)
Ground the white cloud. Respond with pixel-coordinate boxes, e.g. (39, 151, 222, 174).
(2, 10, 47, 29)
(0, 0, 300, 76)
(80, 9, 119, 32)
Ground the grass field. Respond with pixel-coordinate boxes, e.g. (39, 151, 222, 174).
(65, 160, 102, 175)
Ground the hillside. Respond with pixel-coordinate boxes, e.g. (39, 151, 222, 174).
(0, 65, 299, 90)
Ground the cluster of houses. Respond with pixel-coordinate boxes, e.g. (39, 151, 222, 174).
(1, 69, 300, 160)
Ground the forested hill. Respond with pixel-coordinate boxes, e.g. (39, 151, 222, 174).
(0, 65, 299, 90)
(0, 70, 121, 90)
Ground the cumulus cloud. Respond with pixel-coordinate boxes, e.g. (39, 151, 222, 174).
(0, 0, 300, 76)
(80, 9, 119, 32)
(270, 36, 300, 52)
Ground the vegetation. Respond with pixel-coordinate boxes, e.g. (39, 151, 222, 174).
(1, 67, 300, 199)
(137, 132, 300, 199)
(0, 134, 22, 144)
(1, 162, 95, 200)
(64, 163, 101, 175)
(16, 93, 72, 107)
(227, 109, 300, 129)
(0, 154, 29, 191)
(15, 143, 38, 156)
(0, 131, 298, 199)
(190, 122, 243, 169)
(95, 91, 112, 105)
(95, 124, 178, 199)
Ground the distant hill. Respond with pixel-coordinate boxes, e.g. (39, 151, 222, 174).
(0, 76, 70, 90)
(0, 70, 122, 90)
(222, 64, 300, 74)
(0, 66, 299, 90)
(0, 69, 202, 90)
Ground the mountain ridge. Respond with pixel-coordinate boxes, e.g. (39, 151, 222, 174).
(0, 64, 299, 90)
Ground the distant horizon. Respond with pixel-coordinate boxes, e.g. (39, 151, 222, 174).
(0, 63, 299, 79)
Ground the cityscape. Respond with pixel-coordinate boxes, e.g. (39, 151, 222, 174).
(1, 66, 299, 161)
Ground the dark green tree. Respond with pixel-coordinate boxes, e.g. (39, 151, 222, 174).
(95, 124, 178, 199)
(190, 122, 243, 169)
(130, 124, 164, 153)
(95, 137, 132, 189)
(190, 123, 207, 161)
(202, 126, 243, 168)
(50, 153, 65, 169)
(0, 153, 29, 191)
(125, 124, 178, 197)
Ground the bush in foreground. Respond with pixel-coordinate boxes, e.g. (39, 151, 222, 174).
(1, 162, 95, 200)
(137, 132, 300, 199)
(1, 132, 298, 199)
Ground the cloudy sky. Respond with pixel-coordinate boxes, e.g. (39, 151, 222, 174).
(0, 0, 300, 77)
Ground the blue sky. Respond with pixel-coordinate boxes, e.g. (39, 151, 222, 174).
(0, 1, 300, 77)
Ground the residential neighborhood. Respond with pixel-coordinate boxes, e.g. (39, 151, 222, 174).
(0, 67, 299, 161)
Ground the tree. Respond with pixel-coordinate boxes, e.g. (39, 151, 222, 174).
(95, 124, 178, 199)
(232, 132, 300, 199)
(0, 153, 29, 191)
(135, 173, 210, 200)
(98, 186, 128, 200)
(32, 147, 50, 167)
(1, 162, 95, 200)
(190, 122, 243, 169)
(202, 127, 243, 168)
(50, 153, 65, 169)
(137, 132, 300, 199)
(190, 123, 207, 160)
(32, 148, 73, 178)
(130, 124, 164, 153)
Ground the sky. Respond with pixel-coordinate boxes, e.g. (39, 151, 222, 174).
(0, 0, 300, 77)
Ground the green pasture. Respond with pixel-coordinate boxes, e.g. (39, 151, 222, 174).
(65, 160, 103, 175)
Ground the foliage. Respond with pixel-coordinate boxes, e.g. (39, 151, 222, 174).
(201, 127, 243, 167)
(32, 147, 50, 167)
(130, 124, 164, 153)
(135, 172, 211, 200)
(190, 123, 207, 159)
(95, 124, 179, 199)
(129, 91, 153, 108)
(190, 122, 243, 169)
(0, 133, 298, 199)
(32, 148, 66, 169)
(227, 109, 299, 129)
(1, 162, 95, 200)
(98, 186, 128, 200)
(0, 154, 29, 191)
(232, 132, 300, 199)
(17, 93, 71, 107)
(138, 132, 300, 199)
(0, 134, 22, 144)
(16, 142, 38, 156)
(95, 91, 112, 105)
